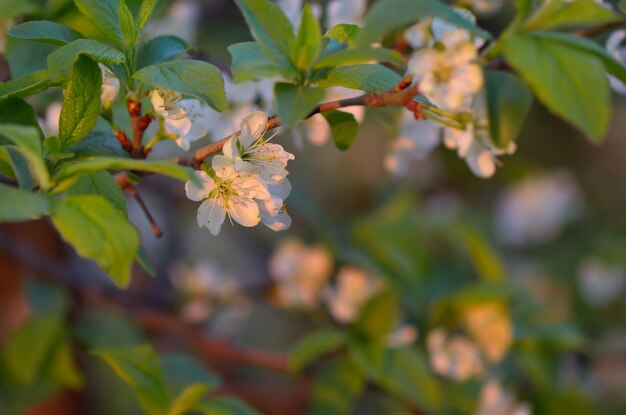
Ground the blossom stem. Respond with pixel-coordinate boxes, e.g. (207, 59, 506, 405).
(125, 187, 163, 238)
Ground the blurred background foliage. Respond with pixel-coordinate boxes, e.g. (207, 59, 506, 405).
(1, 0, 626, 414)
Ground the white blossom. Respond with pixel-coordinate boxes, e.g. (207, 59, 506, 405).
(606, 29, 626, 95)
(222, 111, 295, 184)
(578, 258, 626, 307)
(427, 328, 484, 381)
(99, 64, 119, 109)
(150, 89, 210, 151)
(386, 324, 418, 347)
(268, 238, 333, 309)
(39, 101, 62, 137)
(475, 379, 532, 415)
(324, 266, 381, 324)
(143, 0, 200, 44)
(258, 178, 293, 231)
(326, 0, 367, 28)
(494, 171, 583, 246)
(384, 115, 441, 176)
(408, 29, 483, 111)
(184, 158, 271, 235)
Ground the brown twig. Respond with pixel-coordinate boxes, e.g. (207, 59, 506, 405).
(127, 99, 154, 158)
(125, 187, 163, 238)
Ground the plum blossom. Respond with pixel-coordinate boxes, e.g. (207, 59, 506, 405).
(184, 158, 271, 235)
(494, 171, 583, 246)
(221, 111, 295, 184)
(475, 379, 532, 415)
(39, 102, 62, 137)
(99, 64, 119, 109)
(578, 258, 626, 307)
(427, 328, 484, 380)
(408, 29, 483, 111)
(384, 116, 441, 176)
(150, 89, 210, 151)
(258, 178, 293, 231)
(324, 266, 381, 323)
(169, 261, 240, 323)
(605, 29, 626, 95)
(268, 238, 333, 309)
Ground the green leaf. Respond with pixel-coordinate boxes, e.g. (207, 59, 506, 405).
(0, 184, 50, 222)
(503, 34, 610, 141)
(522, 0, 619, 32)
(353, 288, 398, 339)
(0, 97, 43, 131)
(290, 328, 348, 372)
(274, 83, 325, 127)
(69, 131, 128, 158)
(375, 348, 441, 411)
(484, 70, 532, 148)
(316, 64, 402, 93)
(0, 124, 50, 189)
(359, 0, 491, 45)
(9, 21, 82, 45)
(325, 24, 360, 46)
(67, 171, 127, 216)
(0, 147, 36, 189)
(93, 345, 170, 415)
(118, 0, 136, 49)
(136, 0, 160, 36)
(197, 397, 262, 415)
(291, 4, 322, 71)
(47, 38, 125, 80)
(531, 31, 626, 86)
(0, 70, 53, 101)
(313, 47, 404, 70)
(228, 41, 297, 82)
(73, 0, 125, 48)
(54, 157, 199, 185)
(4, 36, 57, 78)
(311, 361, 365, 415)
(137, 35, 188, 69)
(1, 316, 63, 384)
(322, 110, 359, 151)
(58, 56, 102, 149)
(136, 246, 155, 276)
(50, 195, 139, 287)
(133, 60, 226, 111)
(168, 384, 209, 415)
(453, 223, 506, 282)
(234, 0, 296, 69)
(160, 353, 220, 399)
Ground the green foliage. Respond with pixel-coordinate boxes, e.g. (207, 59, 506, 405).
(291, 4, 322, 71)
(234, 0, 296, 70)
(47, 38, 126, 80)
(311, 360, 365, 415)
(136, 0, 160, 36)
(73, 0, 128, 48)
(58, 56, 102, 149)
(325, 24, 360, 46)
(229, 42, 297, 82)
(0, 184, 50, 222)
(9, 21, 83, 45)
(290, 328, 348, 372)
(0, 70, 53, 101)
(50, 195, 139, 287)
(137, 35, 189, 69)
(67, 171, 128, 216)
(359, 0, 491, 45)
(133, 60, 227, 111)
(323, 110, 360, 151)
(313, 47, 404, 70)
(521, 0, 619, 32)
(196, 397, 261, 415)
(274, 83, 325, 127)
(354, 289, 399, 340)
(316, 64, 402, 93)
(484, 70, 533, 149)
(503, 33, 610, 141)
(0, 124, 50, 189)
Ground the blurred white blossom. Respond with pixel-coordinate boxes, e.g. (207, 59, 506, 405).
(324, 266, 381, 324)
(475, 379, 532, 415)
(144, 0, 200, 44)
(460, 0, 505, 15)
(39, 101, 62, 137)
(386, 324, 418, 347)
(427, 328, 484, 381)
(606, 29, 626, 95)
(578, 258, 626, 307)
(99, 64, 119, 109)
(169, 261, 240, 323)
(276, 0, 366, 28)
(495, 171, 583, 246)
(268, 238, 333, 309)
(384, 116, 441, 176)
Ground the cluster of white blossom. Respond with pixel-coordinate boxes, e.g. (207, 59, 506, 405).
(386, 11, 515, 179)
(578, 257, 626, 307)
(185, 111, 294, 235)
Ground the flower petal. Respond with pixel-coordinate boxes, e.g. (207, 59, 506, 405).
(239, 111, 268, 147)
(185, 171, 215, 201)
(197, 198, 226, 235)
(229, 198, 261, 227)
